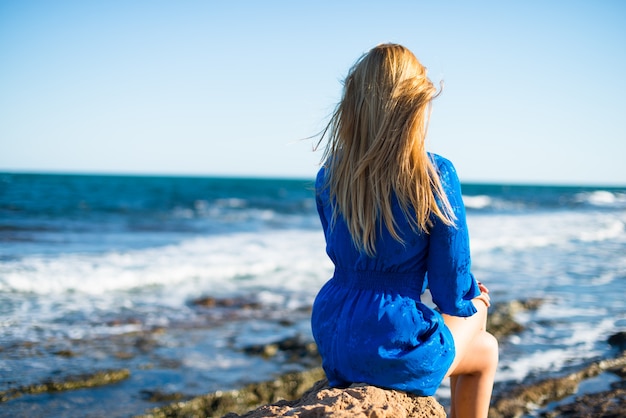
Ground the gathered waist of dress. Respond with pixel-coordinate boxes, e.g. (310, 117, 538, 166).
(331, 267, 425, 293)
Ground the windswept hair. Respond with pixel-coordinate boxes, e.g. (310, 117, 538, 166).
(317, 43, 456, 256)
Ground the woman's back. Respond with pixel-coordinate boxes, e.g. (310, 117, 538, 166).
(312, 153, 480, 396)
(311, 43, 498, 417)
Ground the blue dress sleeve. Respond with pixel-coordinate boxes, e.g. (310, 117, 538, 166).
(315, 168, 330, 236)
(427, 157, 480, 317)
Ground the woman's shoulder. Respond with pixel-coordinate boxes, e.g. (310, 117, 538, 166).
(315, 166, 330, 199)
(428, 153, 462, 193)
(428, 153, 457, 174)
(315, 166, 327, 186)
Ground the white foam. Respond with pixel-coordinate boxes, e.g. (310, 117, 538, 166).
(468, 210, 626, 254)
(463, 195, 493, 209)
(497, 347, 577, 382)
(576, 190, 626, 208)
(497, 317, 615, 382)
(589, 271, 618, 286)
(0, 229, 334, 343)
(0, 230, 332, 297)
(578, 219, 624, 242)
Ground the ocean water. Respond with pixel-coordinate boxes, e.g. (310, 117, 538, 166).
(1, 173, 625, 417)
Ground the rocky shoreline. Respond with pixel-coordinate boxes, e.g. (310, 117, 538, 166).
(136, 299, 626, 418)
(2, 298, 624, 417)
(138, 349, 626, 417)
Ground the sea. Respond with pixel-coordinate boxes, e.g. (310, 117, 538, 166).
(1, 172, 625, 417)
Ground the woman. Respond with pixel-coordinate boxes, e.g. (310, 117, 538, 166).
(311, 43, 498, 418)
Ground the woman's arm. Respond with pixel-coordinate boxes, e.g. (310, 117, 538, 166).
(426, 157, 481, 316)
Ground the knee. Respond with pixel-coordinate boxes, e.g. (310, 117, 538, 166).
(483, 332, 499, 370)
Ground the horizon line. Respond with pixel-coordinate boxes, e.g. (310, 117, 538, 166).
(2, 168, 625, 189)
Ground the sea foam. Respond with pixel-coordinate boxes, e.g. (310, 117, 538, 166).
(0, 230, 330, 296)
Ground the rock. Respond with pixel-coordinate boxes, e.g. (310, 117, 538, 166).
(487, 298, 544, 339)
(242, 334, 320, 364)
(544, 387, 626, 417)
(191, 296, 262, 310)
(0, 369, 130, 403)
(140, 389, 188, 403)
(141, 368, 327, 418)
(224, 379, 446, 418)
(608, 331, 626, 350)
(53, 349, 76, 357)
(489, 351, 626, 418)
(141, 368, 446, 418)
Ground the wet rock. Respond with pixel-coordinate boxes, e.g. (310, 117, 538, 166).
(544, 387, 626, 417)
(0, 369, 130, 403)
(608, 360, 626, 380)
(489, 352, 626, 418)
(608, 331, 626, 350)
(115, 351, 135, 360)
(487, 298, 543, 339)
(224, 379, 446, 418)
(191, 296, 262, 310)
(140, 389, 188, 403)
(242, 334, 320, 364)
(243, 343, 279, 358)
(140, 368, 326, 418)
(153, 357, 184, 369)
(540, 352, 626, 418)
(106, 317, 143, 327)
(134, 335, 161, 353)
(53, 349, 76, 357)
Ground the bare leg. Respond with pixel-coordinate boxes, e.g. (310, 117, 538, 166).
(449, 375, 459, 418)
(443, 299, 498, 418)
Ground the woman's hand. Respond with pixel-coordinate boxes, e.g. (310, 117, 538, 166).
(475, 281, 491, 308)
(477, 281, 489, 295)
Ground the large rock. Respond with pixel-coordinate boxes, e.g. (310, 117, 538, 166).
(224, 379, 446, 418)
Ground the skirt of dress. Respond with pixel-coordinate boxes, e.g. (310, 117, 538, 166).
(311, 278, 455, 396)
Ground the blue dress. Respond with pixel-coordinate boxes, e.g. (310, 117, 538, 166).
(311, 154, 480, 396)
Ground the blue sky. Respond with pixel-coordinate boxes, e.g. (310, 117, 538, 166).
(1, 1, 625, 185)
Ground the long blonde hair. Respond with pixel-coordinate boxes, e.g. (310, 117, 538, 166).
(317, 43, 456, 256)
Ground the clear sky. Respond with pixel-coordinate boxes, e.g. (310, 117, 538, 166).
(1, 1, 625, 185)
